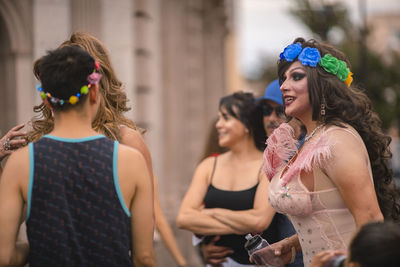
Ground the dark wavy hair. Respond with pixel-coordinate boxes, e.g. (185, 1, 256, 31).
(37, 46, 95, 111)
(219, 92, 266, 151)
(278, 38, 400, 221)
(349, 221, 400, 267)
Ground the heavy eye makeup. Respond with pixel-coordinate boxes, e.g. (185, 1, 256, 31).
(292, 72, 306, 81)
(282, 65, 307, 83)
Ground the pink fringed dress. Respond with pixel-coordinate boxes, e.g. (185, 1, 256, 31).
(264, 123, 366, 267)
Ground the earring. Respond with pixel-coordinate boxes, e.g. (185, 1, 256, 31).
(245, 128, 249, 134)
(320, 104, 326, 116)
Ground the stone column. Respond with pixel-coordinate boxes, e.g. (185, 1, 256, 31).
(101, 0, 135, 119)
(71, 0, 101, 38)
(132, 0, 164, 176)
(33, 0, 71, 58)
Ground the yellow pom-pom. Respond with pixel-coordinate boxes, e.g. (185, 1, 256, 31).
(69, 95, 79, 104)
(345, 72, 353, 87)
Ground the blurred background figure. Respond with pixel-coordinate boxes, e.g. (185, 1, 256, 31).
(258, 79, 286, 137)
(177, 92, 277, 267)
(310, 221, 400, 267)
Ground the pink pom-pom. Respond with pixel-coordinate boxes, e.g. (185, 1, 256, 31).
(87, 72, 102, 84)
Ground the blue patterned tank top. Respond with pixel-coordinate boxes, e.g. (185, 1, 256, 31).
(26, 135, 133, 267)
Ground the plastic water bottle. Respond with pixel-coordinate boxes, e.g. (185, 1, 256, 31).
(244, 234, 270, 265)
(244, 234, 284, 267)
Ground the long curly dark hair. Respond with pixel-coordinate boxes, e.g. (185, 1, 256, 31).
(278, 38, 400, 221)
(27, 32, 138, 142)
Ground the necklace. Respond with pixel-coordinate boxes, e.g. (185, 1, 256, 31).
(304, 124, 323, 142)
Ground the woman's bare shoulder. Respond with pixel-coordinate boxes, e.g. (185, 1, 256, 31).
(119, 125, 149, 151)
(324, 124, 364, 148)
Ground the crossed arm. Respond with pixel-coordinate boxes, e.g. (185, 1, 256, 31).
(177, 157, 275, 236)
(176, 157, 239, 235)
(201, 173, 275, 234)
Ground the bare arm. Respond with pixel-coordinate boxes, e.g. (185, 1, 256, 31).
(121, 126, 187, 265)
(153, 177, 187, 266)
(119, 146, 156, 267)
(0, 149, 29, 266)
(201, 173, 275, 234)
(120, 126, 155, 208)
(176, 157, 239, 235)
(325, 129, 383, 226)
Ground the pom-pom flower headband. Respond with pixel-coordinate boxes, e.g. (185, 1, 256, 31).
(280, 43, 353, 86)
(37, 61, 102, 106)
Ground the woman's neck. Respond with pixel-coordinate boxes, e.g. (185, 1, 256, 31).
(228, 139, 261, 161)
(299, 115, 320, 136)
(50, 110, 98, 138)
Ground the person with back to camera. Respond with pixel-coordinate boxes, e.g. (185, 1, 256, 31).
(27, 32, 187, 267)
(0, 46, 156, 266)
(310, 221, 400, 267)
(177, 92, 279, 267)
(197, 82, 303, 267)
(252, 37, 400, 267)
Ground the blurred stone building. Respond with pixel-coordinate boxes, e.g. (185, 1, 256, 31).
(0, 0, 240, 265)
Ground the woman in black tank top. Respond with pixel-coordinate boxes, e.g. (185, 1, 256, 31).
(177, 92, 277, 266)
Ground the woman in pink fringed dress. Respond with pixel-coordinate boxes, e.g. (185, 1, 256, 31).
(252, 38, 400, 267)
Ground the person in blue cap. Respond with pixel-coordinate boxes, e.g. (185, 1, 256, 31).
(259, 79, 305, 142)
(258, 79, 286, 137)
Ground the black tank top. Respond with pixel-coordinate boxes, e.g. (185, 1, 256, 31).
(203, 156, 280, 264)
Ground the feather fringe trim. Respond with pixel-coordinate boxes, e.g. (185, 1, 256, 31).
(282, 134, 333, 185)
(264, 123, 335, 185)
(263, 123, 298, 181)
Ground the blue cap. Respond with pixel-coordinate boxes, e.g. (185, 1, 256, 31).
(261, 79, 283, 105)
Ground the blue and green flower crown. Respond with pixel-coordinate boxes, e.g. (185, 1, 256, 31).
(280, 43, 353, 86)
(37, 61, 102, 106)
